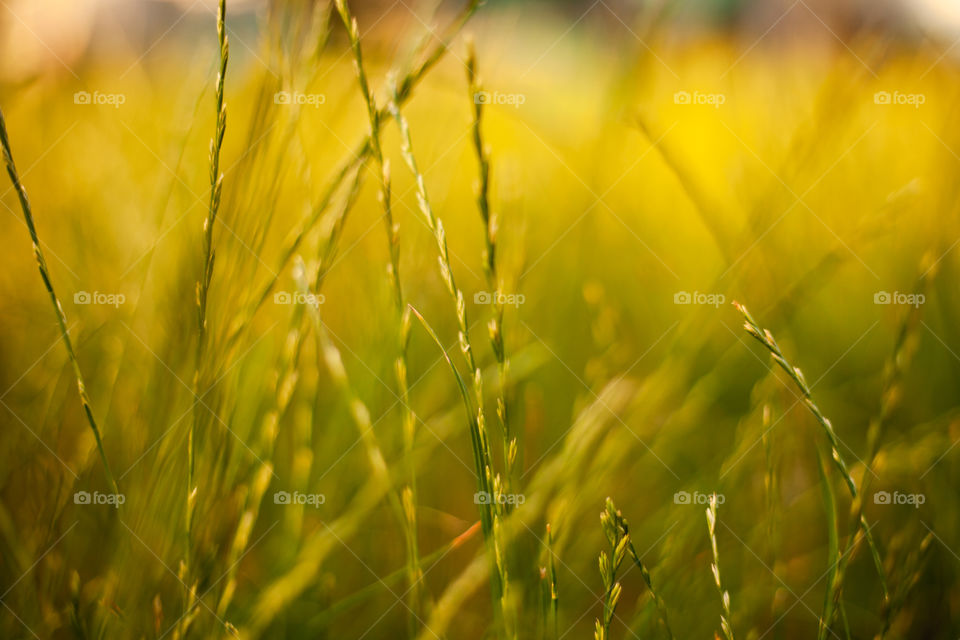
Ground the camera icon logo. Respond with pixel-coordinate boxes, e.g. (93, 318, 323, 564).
(673, 491, 691, 504)
(474, 491, 492, 505)
(74, 91, 91, 105)
(674, 91, 691, 105)
(474, 91, 491, 105)
(474, 291, 492, 304)
(673, 291, 691, 305)
(874, 91, 891, 105)
(74, 291, 91, 304)
(74, 491, 91, 504)
(274, 91, 292, 105)
(874, 291, 891, 305)
(873, 491, 891, 504)
(274, 491, 291, 504)
(274, 291, 292, 305)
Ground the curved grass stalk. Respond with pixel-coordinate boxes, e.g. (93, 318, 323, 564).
(734, 302, 857, 496)
(0, 108, 118, 495)
(734, 301, 895, 640)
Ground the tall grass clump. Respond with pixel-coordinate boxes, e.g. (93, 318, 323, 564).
(0, 108, 118, 495)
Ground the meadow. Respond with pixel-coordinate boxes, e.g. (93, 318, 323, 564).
(0, 0, 958, 638)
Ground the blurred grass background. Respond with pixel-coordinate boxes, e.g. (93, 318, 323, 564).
(1, 0, 959, 638)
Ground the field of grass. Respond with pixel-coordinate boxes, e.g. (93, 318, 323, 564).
(1, 1, 959, 638)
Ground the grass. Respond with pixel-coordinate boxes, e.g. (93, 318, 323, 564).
(0, 108, 118, 498)
(0, 2, 958, 639)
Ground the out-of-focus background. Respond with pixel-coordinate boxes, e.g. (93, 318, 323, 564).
(1, 0, 959, 638)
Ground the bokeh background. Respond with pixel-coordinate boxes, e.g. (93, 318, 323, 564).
(1, 0, 959, 638)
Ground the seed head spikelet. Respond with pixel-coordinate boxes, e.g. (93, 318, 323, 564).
(595, 498, 674, 640)
(734, 301, 857, 498)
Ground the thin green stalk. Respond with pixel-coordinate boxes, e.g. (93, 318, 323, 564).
(706, 494, 734, 640)
(466, 42, 516, 494)
(0, 108, 118, 496)
(334, 0, 423, 630)
(187, 0, 228, 604)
